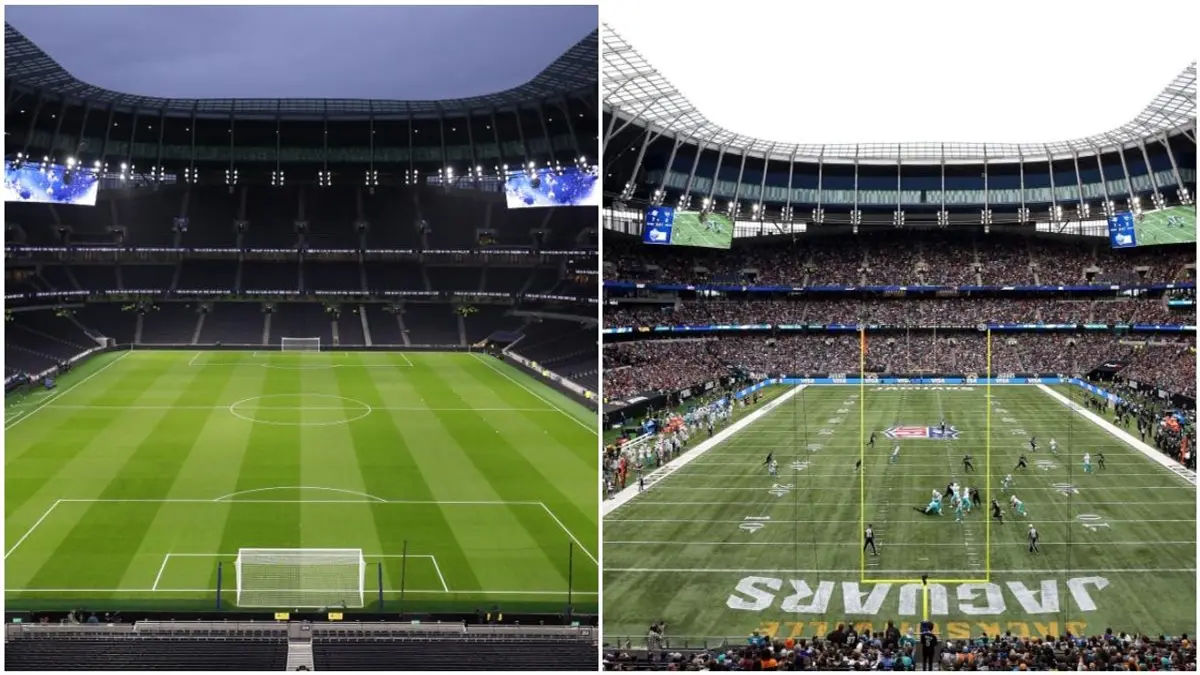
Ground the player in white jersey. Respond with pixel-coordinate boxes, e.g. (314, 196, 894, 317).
(1002, 473, 1013, 492)
(1083, 452, 1092, 473)
(768, 459, 778, 476)
(1050, 438, 1059, 455)
(890, 444, 900, 464)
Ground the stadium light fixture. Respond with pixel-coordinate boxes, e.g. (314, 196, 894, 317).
(1053, 204, 1063, 221)
(981, 208, 993, 225)
(892, 209, 905, 227)
(1102, 200, 1115, 217)
(937, 209, 949, 228)
(651, 187, 666, 206)
(65, 157, 76, 168)
(225, 168, 239, 186)
(1178, 186, 1193, 206)
(1129, 196, 1142, 215)
(781, 206, 794, 223)
(1150, 192, 1165, 211)
(678, 194, 692, 210)
(11, 152, 24, 169)
(621, 181, 635, 200)
(272, 170, 286, 187)
(364, 169, 378, 187)
(318, 170, 332, 187)
(1079, 202, 1091, 218)
(849, 209, 861, 226)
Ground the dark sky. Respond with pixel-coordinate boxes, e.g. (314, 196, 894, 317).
(5, 5, 597, 100)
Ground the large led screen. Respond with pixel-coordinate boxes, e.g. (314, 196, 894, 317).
(641, 207, 733, 249)
(504, 165, 599, 209)
(1109, 206, 1196, 248)
(4, 162, 99, 206)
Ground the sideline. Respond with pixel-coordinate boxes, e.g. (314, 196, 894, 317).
(602, 385, 807, 517)
(5, 351, 132, 431)
(1038, 384, 1196, 486)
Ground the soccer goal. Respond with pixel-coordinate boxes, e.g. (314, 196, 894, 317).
(280, 337, 321, 352)
(234, 548, 366, 608)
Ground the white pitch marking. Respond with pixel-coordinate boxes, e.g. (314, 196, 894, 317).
(4, 500, 63, 559)
(538, 502, 599, 566)
(151, 554, 171, 591)
(5, 351, 132, 431)
(471, 353, 593, 433)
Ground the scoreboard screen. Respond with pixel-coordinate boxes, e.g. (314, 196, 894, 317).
(641, 207, 733, 249)
(1108, 206, 1196, 248)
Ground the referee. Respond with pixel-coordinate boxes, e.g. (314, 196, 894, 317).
(863, 524, 878, 556)
(1028, 525, 1040, 553)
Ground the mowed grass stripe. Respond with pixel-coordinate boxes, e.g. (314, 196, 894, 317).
(410, 356, 587, 589)
(348, 366, 487, 593)
(298, 365, 387, 562)
(459, 358, 596, 535)
(214, 363, 303, 565)
(18, 357, 240, 593)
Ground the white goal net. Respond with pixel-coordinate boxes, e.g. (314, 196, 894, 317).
(281, 337, 321, 352)
(234, 548, 366, 608)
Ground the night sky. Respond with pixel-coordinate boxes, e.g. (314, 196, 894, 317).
(5, 5, 597, 100)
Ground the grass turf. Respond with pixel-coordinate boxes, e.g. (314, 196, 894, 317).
(603, 384, 1195, 641)
(5, 349, 597, 613)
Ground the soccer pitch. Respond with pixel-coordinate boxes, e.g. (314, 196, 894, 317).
(670, 211, 734, 249)
(603, 384, 1196, 640)
(1135, 205, 1196, 246)
(5, 350, 598, 613)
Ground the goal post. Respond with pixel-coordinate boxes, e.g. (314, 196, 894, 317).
(234, 548, 366, 608)
(280, 337, 321, 352)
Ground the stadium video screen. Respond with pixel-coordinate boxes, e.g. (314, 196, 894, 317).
(504, 165, 599, 209)
(1108, 205, 1196, 248)
(641, 207, 733, 249)
(3, 161, 99, 206)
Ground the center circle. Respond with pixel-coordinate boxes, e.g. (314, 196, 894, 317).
(227, 394, 373, 427)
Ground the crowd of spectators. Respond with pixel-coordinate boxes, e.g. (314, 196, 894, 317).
(605, 298, 1193, 329)
(604, 628, 1197, 670)
(1120, 339, 1196, 398)
(607, 235, 1194, 287)
(604, 334, 1190, 400)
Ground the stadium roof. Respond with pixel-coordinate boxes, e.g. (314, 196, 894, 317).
(4, 11, 597, 118)
(603, 25, 1196, 164)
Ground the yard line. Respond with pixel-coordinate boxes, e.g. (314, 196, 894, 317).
(5, 351, 132, 431)
(4, 500, 62, 559)
(188, 351, 201, 366)
(538, 502, 599, 566)
(605, 540, 1196, 547)
(471, 353, 593, 433)
(634, 485, 1196, 491)
(605, 567, 1196, 575)
(430, 555, 450, 592)
(606, 517, 1193, 525)
(151, 554, 171, 591)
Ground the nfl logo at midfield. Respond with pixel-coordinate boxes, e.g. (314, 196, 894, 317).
(884, 425, 961, 440)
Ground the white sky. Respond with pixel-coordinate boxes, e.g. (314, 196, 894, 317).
(604, 0, 1197, 146)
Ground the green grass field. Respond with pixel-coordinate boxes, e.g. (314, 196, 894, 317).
(670, 211, 734, 249)
(1135, 205, 1196, 246)
(5, 349, 598, 613)
(603, 384, 1196, 642)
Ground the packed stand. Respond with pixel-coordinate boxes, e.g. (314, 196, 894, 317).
(603, 627, 1197, 671)
(1119, 340, 1196, 398)
(605, 333, 1167, 395)
(604, 298, 1189, 329)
